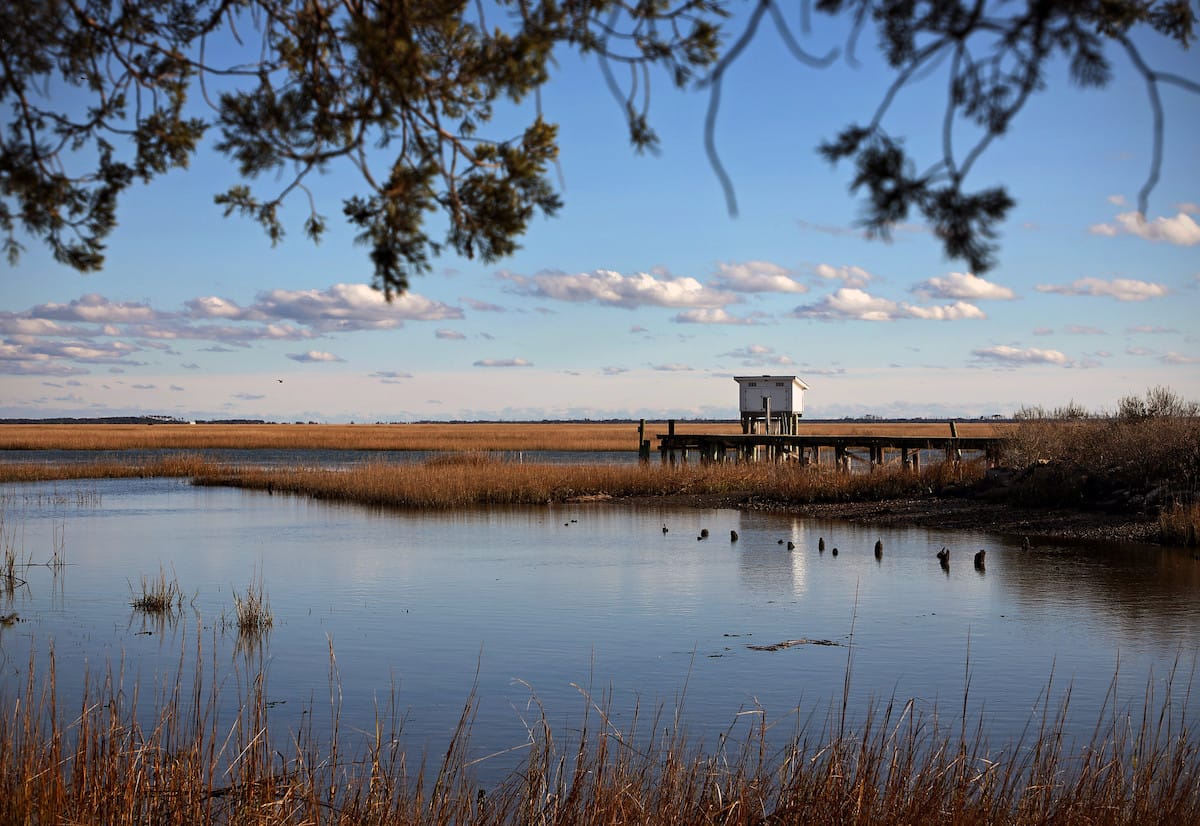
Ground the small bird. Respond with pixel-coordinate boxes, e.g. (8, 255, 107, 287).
(1021, 536, 1030, 550)
(831, 547, 838, 556)
(974, 549, 986, 570)
(874, 539, 883, 559)
(818, 537, 826, 552)
(699, 528, 709, 539)
(936, 547, 950, 566)
(662, 524, 669, 534)
(730, 530, 739, 542)
(786, 541, 795, 551)
(277, 379, 284, 383)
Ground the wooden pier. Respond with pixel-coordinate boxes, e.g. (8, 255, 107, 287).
(646, 420, 1007, 471)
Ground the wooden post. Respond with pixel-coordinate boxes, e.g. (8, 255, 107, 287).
(638, 419, 650, 463)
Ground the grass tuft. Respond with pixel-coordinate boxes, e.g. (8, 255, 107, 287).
(128, 566, 184, 614)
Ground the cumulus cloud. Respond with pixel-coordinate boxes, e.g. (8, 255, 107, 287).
(287, 350, 344, 363)
(710, 261, 807, 293)
(972, 345, 1071, 366)
(911, 272, 1015, 301)
(792, 288, 985, 321)
(1035, 277, 1169, 301)
(32, 294, 158, 323)
(813, 264, 874, 289)
(255, 283, 462, 331)
(499, 269, 736, 309)
(672, 308, 763, 325)
(1089, 211, 1200, 246)
(474, 358, 532, 367)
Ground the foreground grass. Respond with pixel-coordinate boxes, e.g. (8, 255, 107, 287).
(2, 640, 1196, 825)
(190, 454, 982, 509)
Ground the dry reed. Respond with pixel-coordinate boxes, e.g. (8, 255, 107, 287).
(1, 637, 1195, 825)
(191, 455, 984, 510)
(0, 454, 218, 483)
(129, 566, 185, 614)
(0, 421, 1006, 453)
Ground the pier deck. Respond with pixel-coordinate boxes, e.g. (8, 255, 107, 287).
(649, 421, 1008, 471)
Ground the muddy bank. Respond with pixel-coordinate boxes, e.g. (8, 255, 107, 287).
(620, 491, 1160, 545)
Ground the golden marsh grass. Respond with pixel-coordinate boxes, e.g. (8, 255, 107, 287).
(191, 455, 984, 509)
(0, 420, 1008, 452)
(2, 637, 1196, 825)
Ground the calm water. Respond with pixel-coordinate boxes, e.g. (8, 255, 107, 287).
(2, 476, 1198, 781)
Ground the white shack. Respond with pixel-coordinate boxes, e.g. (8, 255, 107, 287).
(734, 375, 809, 434)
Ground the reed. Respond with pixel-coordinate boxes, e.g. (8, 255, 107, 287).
(129, 566, 185, 614)
(1005, 387, 1200, 509)
(1159, 500, 1200, 547)
(1, 637, 1196, 825)
(0, 420, 1006, 453)
(0, 454, 218, 483)
(229, 571, 273, 634)
(191, 455, 983, 510)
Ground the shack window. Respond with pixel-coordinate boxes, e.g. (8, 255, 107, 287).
(748, 382, 757, 387)
(776, 382, 785, 387)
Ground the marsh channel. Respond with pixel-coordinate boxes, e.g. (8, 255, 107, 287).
(2, 451, 1198, 785)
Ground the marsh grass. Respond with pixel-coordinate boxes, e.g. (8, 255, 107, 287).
(1006, 388, 1200, 509)
(0, 454, 217, 483)
(191, 454, 984, 510)
(129, 566, 185, 614)
(228, 571, 273, 635)
(0, 421, 1006, 453)
(1159, 500, 1200, 547)
(1, 637, 1196, 825)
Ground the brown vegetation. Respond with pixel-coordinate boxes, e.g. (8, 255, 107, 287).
(0, 420, 1006, 453)
(0, 455, 215, 483)
(190, 455, 983, 510)
(1, 640, 1195, 825)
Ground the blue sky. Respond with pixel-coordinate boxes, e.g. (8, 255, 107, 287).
(2, 9, 1198, 422)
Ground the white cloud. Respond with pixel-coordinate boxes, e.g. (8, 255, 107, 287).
(972, 345, 1071, 366)
(1176, 202, 1199, 215)
(813, 264, 874, 289)
(1107, 194, 1127, 206)
(186, 296, 260, 320)
(435, 328, 466, 340)
(905, 302, 986, 320)
(287, 350, 344, 363)
(1035, 277, 1169, 301)
(255, 283, 463, 331)
(651, 363, 694, 371)
(1065, 325, 1105, 335)
(792, 288, 985, 321)
(1127, 325, 1177, 334)
(710, 261, 807, 293)
(370, 370, 413, 383)
(1089, 211, 1200, 246)
(32, 294, 159, 323)
(474, 358, 532, 367)
(672, 308, 763, 325)
(602, 366, 629, 375)
(499, 269, 736, 309)
(1161, 352, 1200, 365)
(911, 272, 1016, 301)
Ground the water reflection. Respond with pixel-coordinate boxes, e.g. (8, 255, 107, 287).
(0, 476, 1197, 781)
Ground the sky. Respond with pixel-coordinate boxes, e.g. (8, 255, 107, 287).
(2, 7, 1198, 422)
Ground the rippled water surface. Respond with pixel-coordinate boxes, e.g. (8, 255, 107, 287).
(2, 476, 1197, 779)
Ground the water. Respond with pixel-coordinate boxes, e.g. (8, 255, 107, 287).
(2, 476, 1197, 783)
